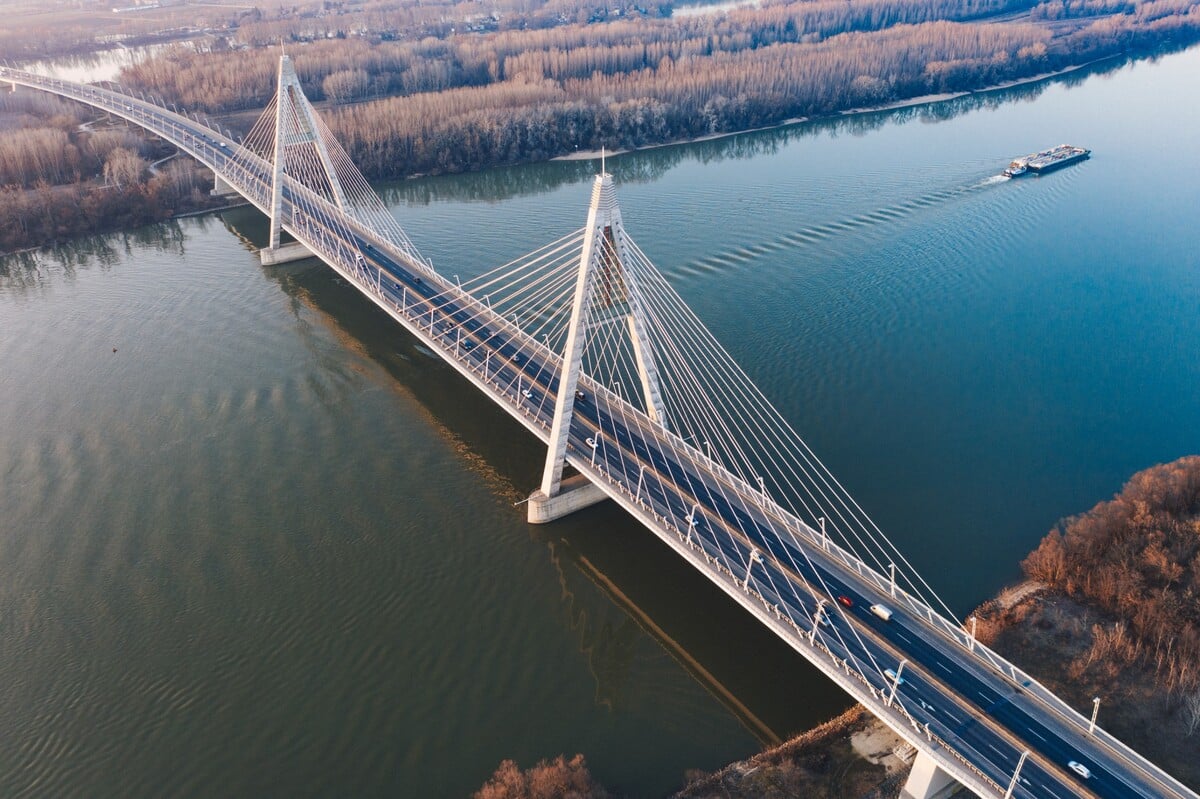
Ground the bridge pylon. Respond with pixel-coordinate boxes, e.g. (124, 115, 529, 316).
(262, 54, 350, 264)
(528, 169, 670, 523)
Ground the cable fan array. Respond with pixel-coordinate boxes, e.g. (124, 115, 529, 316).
(409, 207, 960, 630)
(231, 85, 427, 270)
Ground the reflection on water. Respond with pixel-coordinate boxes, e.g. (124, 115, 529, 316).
(18, 42, 187, 84)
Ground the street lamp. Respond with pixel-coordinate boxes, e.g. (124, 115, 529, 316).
(684, 502, 700, 545)
(743, 549, 763, 590)
(1089, 696, 1101, 734)
(886, 659, 908, 707)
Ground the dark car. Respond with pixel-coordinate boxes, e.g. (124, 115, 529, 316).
(837, 595, 854, 608)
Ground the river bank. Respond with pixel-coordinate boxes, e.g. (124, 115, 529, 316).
(669, 457, 1200, 798)
(553, 58, 1113, 164)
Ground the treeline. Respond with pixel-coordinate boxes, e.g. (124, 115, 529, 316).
(122, 0, 1044, 112)
(0, 92, 220, 253)
(473, 754, 611, 799)
(325, 6, 1199, 178)
(1023, 456, 1200, 693)
(0, 162, 210, 253)
(116, 0, 1200, 180)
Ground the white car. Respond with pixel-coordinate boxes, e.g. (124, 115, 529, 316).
(1068, 761, 1092, 779)
(884, 668, 906, 685)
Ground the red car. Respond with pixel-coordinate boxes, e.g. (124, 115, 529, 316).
(837, 595, 854, 608)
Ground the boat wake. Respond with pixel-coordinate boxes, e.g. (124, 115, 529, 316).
(674, 172, 1010, 279)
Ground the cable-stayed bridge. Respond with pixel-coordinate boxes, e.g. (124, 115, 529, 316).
(2, 58, 1194, 799)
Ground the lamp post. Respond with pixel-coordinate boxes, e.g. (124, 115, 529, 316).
(1089, 696, 1101, 734)
(1004, 751, 1030, 799)
(743, 549, 763, 590)
(886, 659, 907, 707)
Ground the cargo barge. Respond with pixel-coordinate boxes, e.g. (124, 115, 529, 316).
(1003, 144, 1090, 177)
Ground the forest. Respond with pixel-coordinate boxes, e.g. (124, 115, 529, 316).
(110, 0, 1200, 179)
(0, 92, 220, 253)
(1023, 456, 1200, 695)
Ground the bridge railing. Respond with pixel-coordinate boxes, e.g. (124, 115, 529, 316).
(553, 402, 1007, 797)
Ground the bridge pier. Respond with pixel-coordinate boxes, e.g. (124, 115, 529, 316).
(527, 474, 608, 523)
(259, 241, 315, 265)
(901, 751, 962, 799)
(211, 173, 239, 198)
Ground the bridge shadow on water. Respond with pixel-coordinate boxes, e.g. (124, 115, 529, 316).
(223, 209, 855, 745)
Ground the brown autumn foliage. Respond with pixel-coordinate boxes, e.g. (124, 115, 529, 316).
(0, 92, 219, 252)
(1022, 456, 1200, 693)
(473, 754, 612, 799)
(118, 0, 1200, 179)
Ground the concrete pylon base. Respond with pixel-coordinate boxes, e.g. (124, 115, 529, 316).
(210, 174, 239, 197)
(527, 474, 608, 523)
(901, 751, 961, 799)
(259, 241, 314, 265)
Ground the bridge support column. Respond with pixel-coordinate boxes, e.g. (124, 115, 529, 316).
(901, 751, 961, 799)
(211, 173, 239, 198)
(527, 474, 608, 524)
(259, 240, 314, 265)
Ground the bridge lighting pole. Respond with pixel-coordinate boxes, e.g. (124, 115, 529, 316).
(886, 659, 908, 707)
(684, 503, 700, 544)
(756, 475, 767, 505)
(743, 549, 763, 590)
(967, 615, 977, 652)
(889, 562, 897, 598)
(1090, 696, 1101, 734)
(819, 517, 827, 550)
(635, 464, 646, 503)
(1004, 750, 1030, 799)
(589, 433, 601, 466)
(810, 600, 827, 644)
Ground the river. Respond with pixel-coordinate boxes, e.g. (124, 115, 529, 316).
(1, 46, 1198, 798)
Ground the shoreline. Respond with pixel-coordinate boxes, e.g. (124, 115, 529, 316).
(554, 57, 1114, 163)
(677, 448, 1200, 798)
